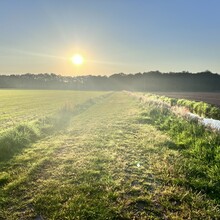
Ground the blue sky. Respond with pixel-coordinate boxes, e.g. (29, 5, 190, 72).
(0, 0, 220, 75)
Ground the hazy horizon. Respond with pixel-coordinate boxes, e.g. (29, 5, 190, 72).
(1, 70, 219, 78)
(1, 0, 220, 75)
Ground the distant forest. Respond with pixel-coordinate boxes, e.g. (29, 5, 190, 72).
(0, 71, 220, 92)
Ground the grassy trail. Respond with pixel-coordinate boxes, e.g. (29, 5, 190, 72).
(0, 92, 219, 219)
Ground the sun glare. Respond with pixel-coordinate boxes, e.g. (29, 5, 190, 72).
(71, 54, 84, 65)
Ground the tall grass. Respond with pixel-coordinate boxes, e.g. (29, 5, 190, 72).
(0, 107, 74, 161)
(0, 93, 112, 162)
(149, 94, 220, 119)
(0, 124, 40, 161)
(139, 101, 220, 201)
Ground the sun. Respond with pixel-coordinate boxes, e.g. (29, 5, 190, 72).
(71, 54, 84, 65)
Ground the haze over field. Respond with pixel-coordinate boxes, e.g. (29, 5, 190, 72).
(0, 0, 220, 75)
(1, 91, 220, 219)
(1, 1, 220, 219)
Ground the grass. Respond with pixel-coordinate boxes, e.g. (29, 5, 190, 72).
(0, 92, 112, 162)
(136, 93, 220, 201)
(0, 91, 219, 219)
(0, 124, 40, 161)
(145, 93, 220, 119)
(0, 90, 107, 133)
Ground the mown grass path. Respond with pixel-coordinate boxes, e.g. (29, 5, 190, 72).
(0, 92, 219, 219)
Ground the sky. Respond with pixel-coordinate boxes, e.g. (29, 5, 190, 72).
(0, 0, 220, 76)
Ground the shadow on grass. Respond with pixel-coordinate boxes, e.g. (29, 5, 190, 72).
(163, 140, 187, 151)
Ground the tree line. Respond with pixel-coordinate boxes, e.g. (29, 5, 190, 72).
(0, 71, 219, 92)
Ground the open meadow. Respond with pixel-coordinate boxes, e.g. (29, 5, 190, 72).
(0, 90, 220, 219)
(0, 90, 107, 133)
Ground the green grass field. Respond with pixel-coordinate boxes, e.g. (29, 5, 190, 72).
(0, 90, 106, 133)
(0, 90, 219, 219)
